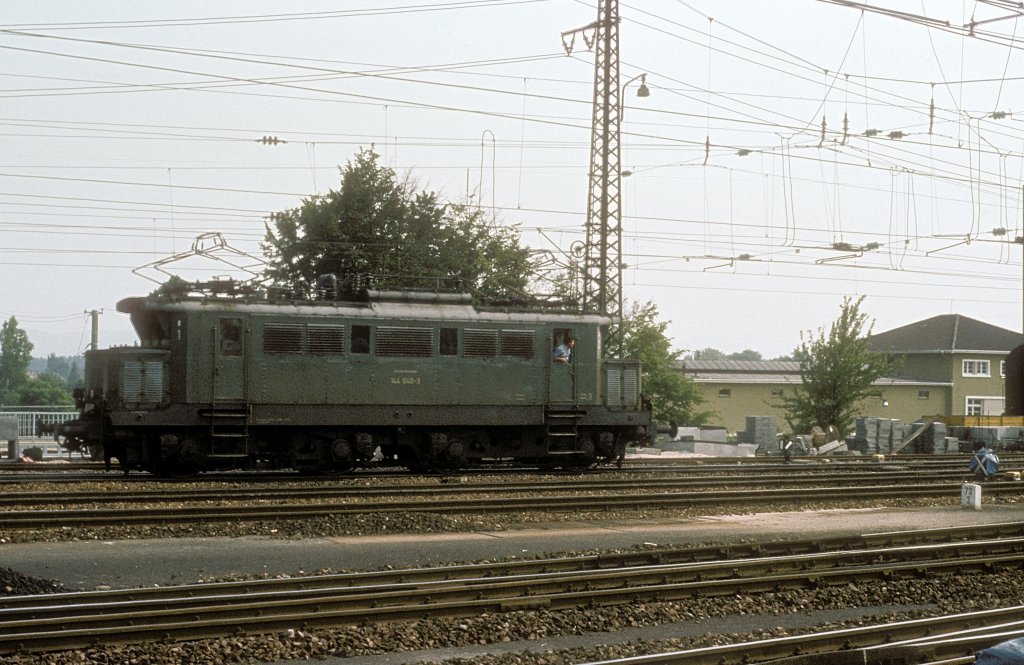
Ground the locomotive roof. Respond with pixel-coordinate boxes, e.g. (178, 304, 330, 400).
(117, 292, 614, 326)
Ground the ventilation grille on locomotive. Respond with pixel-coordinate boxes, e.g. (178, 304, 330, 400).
(264, 323, 303, 354)
(464, 329, 499, 358)
(465, 329, 534, 359)
(121, 361, 164, 403)
(606, 366, 639, 407)
(308, 325, 345, 355)
(500, 330, 535, 359)
(376, 326, 433, 357)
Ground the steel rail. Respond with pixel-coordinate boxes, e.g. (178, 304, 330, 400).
(1, 481, 1023, 530)
(580, 607, 1024, 664)
(0, 470, 1005, 507)
(4, 520, 1023, 612)
(2, 454, 1021, 478)
(3, 537, 1024, 655)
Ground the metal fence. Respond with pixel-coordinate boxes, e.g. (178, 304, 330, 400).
(0, 407, 77, 440)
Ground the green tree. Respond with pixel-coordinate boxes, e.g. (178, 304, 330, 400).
(44, 353, 83, 393)
(780, 296, 895, 436)
(0, 316, 33, 403)
(689, 347, 726, 360)
(262, 147, 534, 298)
(688, 348, 762, 361)
(15, 372, 73, 406)
(67, 358, 84, 390)
(620, 300, 712, 426)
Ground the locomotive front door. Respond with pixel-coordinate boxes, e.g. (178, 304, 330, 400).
(213, 317, 245, 401)
(549, 328, 576, 403)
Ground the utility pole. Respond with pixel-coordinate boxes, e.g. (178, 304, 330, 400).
(1019, 184, 1024, 336)
(85, 309, 101, 352)
(562, 0, 624, 354)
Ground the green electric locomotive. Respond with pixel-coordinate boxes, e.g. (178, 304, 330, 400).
(54, 278, 652, 475)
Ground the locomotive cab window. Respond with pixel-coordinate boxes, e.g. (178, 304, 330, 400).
(351, 325, 370, 355)
(552, 328, 574, 363)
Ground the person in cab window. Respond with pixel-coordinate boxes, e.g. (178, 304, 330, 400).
(553, 337, 574, 363)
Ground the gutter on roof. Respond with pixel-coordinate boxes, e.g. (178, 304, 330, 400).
(879, 349, 1011, 355)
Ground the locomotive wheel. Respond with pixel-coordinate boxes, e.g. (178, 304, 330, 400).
(441, 439, 468, 470)
(163, 437, 205, 477)
(329, 438, 355, 473)
(564, 436, 597, 471)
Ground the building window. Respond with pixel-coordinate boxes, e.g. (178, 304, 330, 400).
(962, 360, 991, 377)
(718, 388, 731, 398)
(770, 388, 784, 397)
(918, 390, 929, 400)
(966, 398, 983, 416)
(1001, 360, 1007, 378)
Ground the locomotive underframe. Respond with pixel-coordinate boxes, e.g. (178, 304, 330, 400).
(76, 402, 646, 475)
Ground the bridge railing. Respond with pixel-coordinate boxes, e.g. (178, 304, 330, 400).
(0, 407, 78, 440)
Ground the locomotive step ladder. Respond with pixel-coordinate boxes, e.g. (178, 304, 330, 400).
(202, 405, 251, 458)
(544, 407, 585, 454)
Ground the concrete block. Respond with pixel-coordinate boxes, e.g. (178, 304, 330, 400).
(961, 483, 982, 510)
(817, 440, 848, 455)
(657, 440, 757, 457)
(0, 417, 17, 441)
(700, 428, 729, 443)
(675, 427, 700, 441)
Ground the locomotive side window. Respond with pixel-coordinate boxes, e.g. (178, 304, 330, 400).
(264, 323, 303, 354)
(464, 329, 499, 358)
(501, 330, 534, 360)
(440, 327, 459, 356)
(350, 325, 370, 355)
(552, 328, 574, 363)
(220, 318, 243, 356)
(376, 326, 433, 357)
(308, 325, 345, 355)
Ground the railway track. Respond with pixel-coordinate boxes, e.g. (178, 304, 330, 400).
(1, 453, 1021, 483)
(3, 522, 1024, 658)
(1, 480, 1023, 530)
(0, 468, 1012, 507)
(581, 607, 1024, 664)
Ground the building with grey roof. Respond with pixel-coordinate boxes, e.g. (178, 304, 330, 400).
(866, 314, 1023, 418)
(677, 314, 1020, 433)
(679, 358, 949, 433)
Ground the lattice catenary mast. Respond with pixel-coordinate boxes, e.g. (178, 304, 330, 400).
(562, 0, 624, 353)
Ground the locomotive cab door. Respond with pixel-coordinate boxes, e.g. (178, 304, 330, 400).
(213, 316, 246, 401)
(549, 327, 576, 403)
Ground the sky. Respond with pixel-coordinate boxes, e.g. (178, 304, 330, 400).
(3, 0, 1024, 359)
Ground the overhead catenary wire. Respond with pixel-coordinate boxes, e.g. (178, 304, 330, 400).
(3, 1, 1024, 334)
